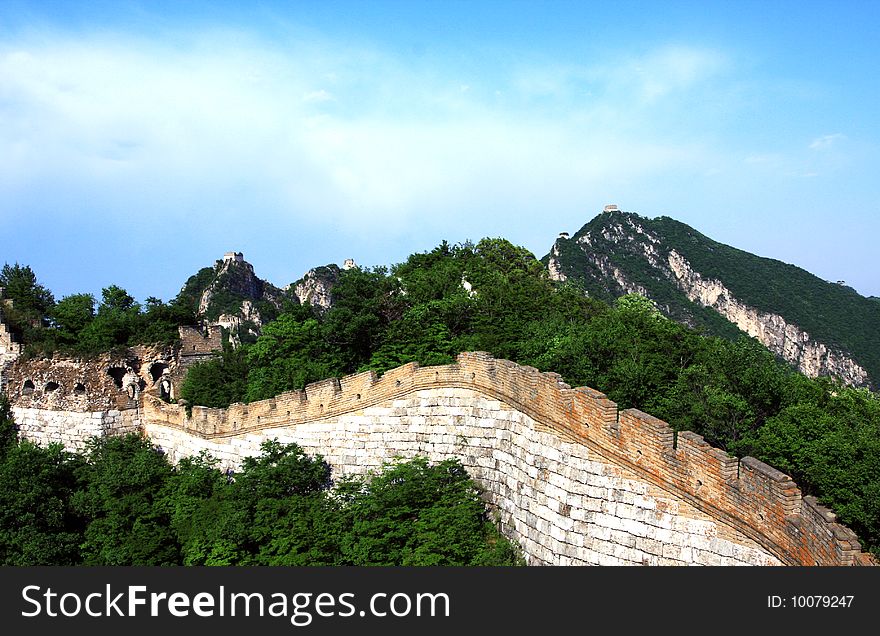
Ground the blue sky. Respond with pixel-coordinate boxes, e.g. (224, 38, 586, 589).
(2, 0, 879, 302)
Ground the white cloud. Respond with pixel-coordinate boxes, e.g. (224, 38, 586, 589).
(809, 133, 845, 150)
(635, 46, 727, 101)
(576, 45, 728, 105)
(302, 89, 334, 103)
(0, 30, 729, 244)
(744, 154, 779, 164)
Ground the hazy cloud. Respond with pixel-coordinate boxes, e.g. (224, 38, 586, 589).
(809, 133, 845, 150)
(302, 89, 334, 103)
(0, 31, 727, 239)
(0, 6, 876, 303)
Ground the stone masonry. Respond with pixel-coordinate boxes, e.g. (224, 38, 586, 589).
(138, 352, 871, 566)
(144, 387, 779, 566)
(13, 407, 141, 449)
(4, 350, 874, 566)
(0, 290, 22, 394)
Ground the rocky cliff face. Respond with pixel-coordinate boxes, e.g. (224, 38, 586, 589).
(286, 264, 341, 312)
(194, 253, 287, 324)
(546, 245, 568, 283)
(175, 252, 292, 344)
(215, 300, 264, 345)
(546, 209, 876, 387)
(665, 250, 869, 385)
(176, 255, 348, 344)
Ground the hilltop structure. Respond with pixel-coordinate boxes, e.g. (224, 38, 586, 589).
(0, 288, 22, 395)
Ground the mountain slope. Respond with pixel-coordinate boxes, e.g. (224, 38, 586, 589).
(175, 253, 345, 341)
(544, 209, 879, 388)
(284, 264, 342, 312)
(175, 252, 290, 336)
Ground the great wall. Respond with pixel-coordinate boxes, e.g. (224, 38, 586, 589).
(1, 304, 873, 567)
(0, 275, 874, 567)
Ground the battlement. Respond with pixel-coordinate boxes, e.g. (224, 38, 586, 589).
(141, 351, 872, 566)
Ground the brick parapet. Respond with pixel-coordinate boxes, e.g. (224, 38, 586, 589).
(141, 351, 873, 566)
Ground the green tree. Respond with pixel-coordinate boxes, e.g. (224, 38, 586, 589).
(338, 457, 522, 566)
(134, 296, 195, 347)
(391, 240, 468, 305)
(0, 438, 86, 565)
(0, 263, 55, 352)
(156, 452, 246, 565)
(50, 293, 96, 346)
(0, 395, 17, 455)
(170, 441, 337, 566)
(179, 343, 249, 409)
(236, 442, 339, 565)
(72, 434, 178, 565)
(321, 267, 397, 373)
(367, 302, 458, 374)
(76, 285, 142, 353)
(741, 389, 880, 556)
(245, 314, 334, 402)
(0, 263, 55, 321)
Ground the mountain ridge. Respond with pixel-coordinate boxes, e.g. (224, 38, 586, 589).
(170, 209, 877, 388)
(544, 209, 879, 388)
(175, 252, 344, 342)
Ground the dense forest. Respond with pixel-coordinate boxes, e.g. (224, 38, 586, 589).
(2, 238, 879, 560)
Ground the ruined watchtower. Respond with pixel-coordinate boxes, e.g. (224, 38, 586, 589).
(0, 287, 22, 393)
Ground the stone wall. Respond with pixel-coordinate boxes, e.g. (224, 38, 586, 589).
(144, 387, 779, 566)
(6, 356, 142, 412)
(5, 347, 871, 566)
(0, 292, 22, 394)
(12, 406, 141, 451)
(178, 325, 223, 359)
(139, 352, 873, 567)
(0, 319, 20, 365)
(5, 344, 184, 411)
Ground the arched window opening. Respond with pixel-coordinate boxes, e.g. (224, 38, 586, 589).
(149, 362, 168, 383)
(107, 367, 126, 389)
